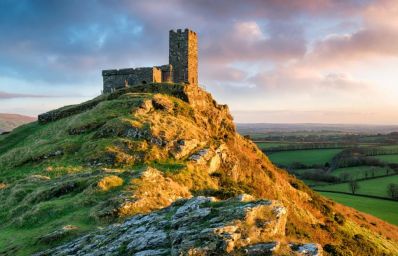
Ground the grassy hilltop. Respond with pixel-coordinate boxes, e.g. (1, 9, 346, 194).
(0, 84, 398, 255)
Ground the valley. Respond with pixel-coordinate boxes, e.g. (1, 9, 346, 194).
(239, 123, 398, 225)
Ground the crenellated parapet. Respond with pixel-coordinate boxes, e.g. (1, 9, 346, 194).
(102, 28, 198, 94)
(169, 28, 198, 85)
(102, 67, 162, 93)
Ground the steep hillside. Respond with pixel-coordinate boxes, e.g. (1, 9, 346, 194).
(0, 113, 36, 133)
(0, 83, 397, 255)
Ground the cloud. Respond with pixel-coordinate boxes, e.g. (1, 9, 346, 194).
(306, 0, 398, 66)
(0, 0, 368, 84)
(248, 66, 372, 95)
(0, 91, 50, 99)
(1, 0, 398, 123)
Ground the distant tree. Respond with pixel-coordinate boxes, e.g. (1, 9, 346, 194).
(387, 183, 398, 200)
(389, 164, 398, 174)
(349, 179, 360, 195)
(339, 173, 351, 182)
(364, 171, 369, 179)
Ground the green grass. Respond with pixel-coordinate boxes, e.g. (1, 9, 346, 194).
(151, 160, 186, 173)
(331, 166, 391, 180)
(320, 192, 398, 226)
(375, 154, 398, 164)
(0, 171, 131, 255)
(301, 179, 331, 186)
(0, 122, 40, 155)
(0, 89, 204, 255)
(0, 206, 94, 255)
(317, 175, 398, 197)
(267, 148, 342, 166)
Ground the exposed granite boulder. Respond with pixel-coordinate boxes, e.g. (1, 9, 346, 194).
(242, 242, 280, 255)
(171, 139, 200, 159)
(290, 243, 323, 256)
(35, 195, 288, 255)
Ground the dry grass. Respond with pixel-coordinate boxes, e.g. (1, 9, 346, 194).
(118, 167, 191, 216)
(97, 175, 124, 191)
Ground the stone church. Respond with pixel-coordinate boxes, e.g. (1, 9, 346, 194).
(102, 28, 198, 93)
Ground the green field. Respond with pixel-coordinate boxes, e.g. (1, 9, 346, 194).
(380, 145, 398, 150)
(320, 192, 398, 225)
(375, 154, 398, 164)
(267, 148, 342, 166)
(255, 142, 292, 150)
(331, 166, 391, 180)
(316, 175, 398, 197)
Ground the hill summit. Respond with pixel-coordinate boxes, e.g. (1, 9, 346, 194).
(0, 83, 397, 255)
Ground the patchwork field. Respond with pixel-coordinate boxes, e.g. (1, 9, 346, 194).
(237, 124, 398, 226)
(255, 142, 292, 150)
(316, 175, 398, 197)
(267, 148, 342, 166)
(375, 154, 398, 164)
(331, 166, 391, 179)
(320, 192, 398, 226)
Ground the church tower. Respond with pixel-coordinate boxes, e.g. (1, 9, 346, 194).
(169, 29, 198, 85)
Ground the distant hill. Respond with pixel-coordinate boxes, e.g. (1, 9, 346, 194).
(0, 113, 36, 133)
(237, 123, 398, 135)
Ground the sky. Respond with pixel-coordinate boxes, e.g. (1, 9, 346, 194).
(1, 0, 398, 124)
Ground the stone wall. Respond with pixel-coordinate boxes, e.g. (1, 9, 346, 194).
(103, 28, 198, 93)
(157, 64, 173, 83)
(169, 29, 198, 85)
(102, 67, 161, 93)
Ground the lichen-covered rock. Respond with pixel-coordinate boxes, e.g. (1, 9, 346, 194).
(242, 242, 280, 255)
(290, 243, 323, 256)
(171, 139, 200, 159)
(35, 195, 288, 256)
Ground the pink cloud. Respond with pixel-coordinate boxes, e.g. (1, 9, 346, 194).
(0, 91, 50, 99)
(307, 0, 398, 66)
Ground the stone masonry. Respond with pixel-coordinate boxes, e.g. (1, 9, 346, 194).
(102, 28, 198, 93)
(169, 29, 198, 85)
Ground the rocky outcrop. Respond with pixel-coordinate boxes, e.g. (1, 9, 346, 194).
(35, 195, 296, 255)
(2, 83, 393, 255)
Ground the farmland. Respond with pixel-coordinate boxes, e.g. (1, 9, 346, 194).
(238, 123, 398, 226)
(317, 175, 398, 197)
(375, 154, 398, 164)
(267, 149, 342, 166)
(320, 192, 398, 225)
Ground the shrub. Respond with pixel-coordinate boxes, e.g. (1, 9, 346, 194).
(387, 183, 398, 200)
(324, 244, 353, 256)
(299, 170, 341, 183)
(334, 212, 345, 225)
(97, 175, 124, 191)
(0, 183, 7, 190)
